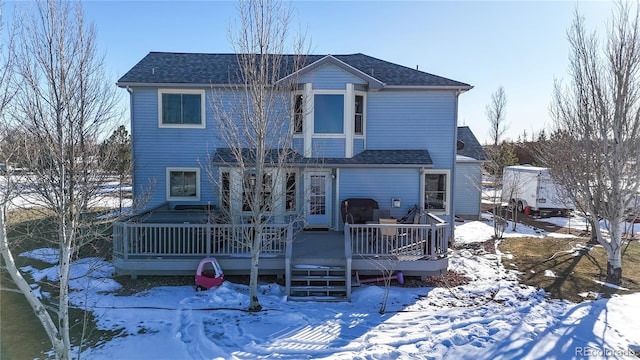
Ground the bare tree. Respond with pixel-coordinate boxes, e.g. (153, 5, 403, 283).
(208, 0, 308, 311)
(541, 3, 640, 284)
(485, 85, 518, 238)
(101, 125, 131, 213)
(486, 86, 509, 147)
(0, 1, 120, 359)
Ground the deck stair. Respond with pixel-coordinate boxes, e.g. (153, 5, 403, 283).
(288, 264, 348, 302)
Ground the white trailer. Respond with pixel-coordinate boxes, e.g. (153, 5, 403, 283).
(502, 165, 574, 217)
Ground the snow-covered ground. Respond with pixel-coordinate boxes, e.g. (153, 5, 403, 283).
(1, 176, 132, 211)
(18, 216, 640, 359)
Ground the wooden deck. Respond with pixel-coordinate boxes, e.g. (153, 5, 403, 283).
(112, 217, 449, 280)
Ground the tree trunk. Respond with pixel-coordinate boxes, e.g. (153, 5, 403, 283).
(606, 261, 622, 285)
(248, 230, 262, 312)
(604, 220, 624, 285)
(0, 209, 66, 357)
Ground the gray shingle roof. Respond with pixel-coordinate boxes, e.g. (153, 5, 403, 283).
(457, 126, 489, 161)
(212, 148, 433, 167)
(325, 150, 432, 166)
(118, 52, 470, 88)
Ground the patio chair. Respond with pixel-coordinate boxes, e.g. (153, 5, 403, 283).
(378, 218, 399, 251)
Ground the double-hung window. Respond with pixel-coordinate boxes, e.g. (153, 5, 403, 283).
(422, 170, 450, 214)
(158, 89, 205, 128)
(167, 167, 200, 201)
(293, 94, 304, 134)
(354, 94, 364, 135)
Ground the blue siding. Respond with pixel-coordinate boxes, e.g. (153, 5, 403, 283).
(312, 138, 345, 158)
(300, 64, 366, 90)
(353, 138, 365, 155)
(455, 161, 482, 218)
(292, 137, 304, 155)
(338, 168, 421, 225)
(131, 87, 220, 209)
(366, 91, 457, 167)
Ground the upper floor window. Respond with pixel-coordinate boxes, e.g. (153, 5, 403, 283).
(354, 94, 364, 135)
(293, 94, 303, 134)
(167, 167, 200, 201)
(292, 87, 365, 139)
(158, 89, 206, 128)
(314, 94, 344, 134)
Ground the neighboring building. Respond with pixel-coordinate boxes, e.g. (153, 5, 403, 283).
(114, 52, 471, 301)
(455, 126, 489, 219)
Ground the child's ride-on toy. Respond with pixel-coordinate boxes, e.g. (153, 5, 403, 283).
(195, 257, 224, 290)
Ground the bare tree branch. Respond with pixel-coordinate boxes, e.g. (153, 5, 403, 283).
(540, 2, 640, 284)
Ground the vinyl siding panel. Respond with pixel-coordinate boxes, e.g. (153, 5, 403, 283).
(300, 64, 367, 90)
(312, 138, 345, 158)
(292, 137, 304, 155)
(455, 161, 482, 218)
(366, 91, 457, 168)
(353, 138, 365, 155)
(131, 87, 220, 209)
(338, 168, 421, 227)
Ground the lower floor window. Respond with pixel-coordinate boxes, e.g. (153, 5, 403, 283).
(220, 168, 298, 214)
(242, 173, 273, 212)
(423, 171, 448, 213)
(167, 168, 200, 201)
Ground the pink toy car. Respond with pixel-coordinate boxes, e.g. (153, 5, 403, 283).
(195, 257, 224, 290)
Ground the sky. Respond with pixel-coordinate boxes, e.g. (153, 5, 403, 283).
(4, 0, 616, 144)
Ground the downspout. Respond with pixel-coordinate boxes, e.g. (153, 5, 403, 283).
(450, 89, 462, 245)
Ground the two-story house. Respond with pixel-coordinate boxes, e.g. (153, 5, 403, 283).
(114, 52, 472, 301)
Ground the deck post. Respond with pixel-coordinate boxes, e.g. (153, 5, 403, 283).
(206, 225, 211, 256)
(285, 224, 293, 299)
(122, 222, 129, 261)
(344, 224, 352, 301)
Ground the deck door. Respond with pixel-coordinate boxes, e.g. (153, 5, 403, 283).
(305, 171, 331, 228)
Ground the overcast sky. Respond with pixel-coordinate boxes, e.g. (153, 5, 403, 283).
(4, 0, 615, 144)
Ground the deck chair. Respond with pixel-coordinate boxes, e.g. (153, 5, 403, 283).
(378, 218, 399, 251)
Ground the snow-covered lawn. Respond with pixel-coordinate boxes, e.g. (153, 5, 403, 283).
(18, 218, 640, 359)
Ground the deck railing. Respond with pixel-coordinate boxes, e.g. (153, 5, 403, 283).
(113, 222, 291, 259)
(345, 221, 448, 259)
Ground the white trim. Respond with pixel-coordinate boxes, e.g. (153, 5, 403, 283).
(166, 167, 201, 201)
(345, 84, 354, 158)
(158, 89, 206, 129)
(311, 134, 346, 139)
(420, 169, 451, 215)
(335, 168, 340, 230)
(303, 83, 313, 157)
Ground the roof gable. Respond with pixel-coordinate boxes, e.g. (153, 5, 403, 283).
(281, 55, 384, 90)
(117, 52, 471, 89)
